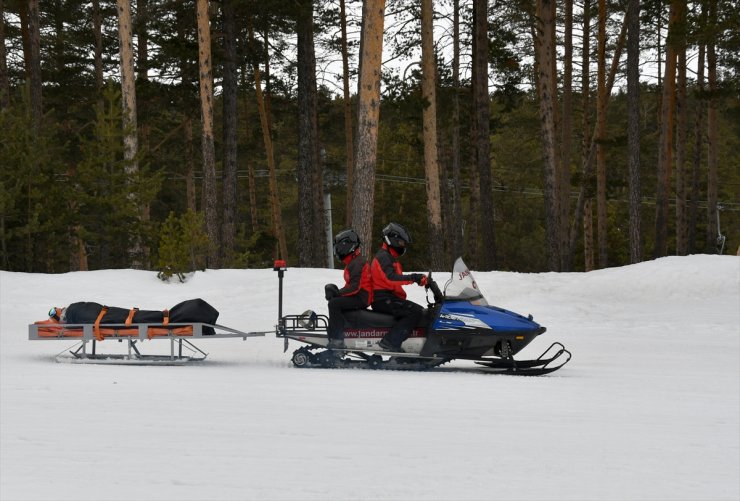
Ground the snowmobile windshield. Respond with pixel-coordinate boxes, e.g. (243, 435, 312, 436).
(443, 258, 489, 306)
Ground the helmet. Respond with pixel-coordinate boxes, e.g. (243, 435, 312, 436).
(48, 307, 66, 322)
(333, 229, 361, 259)
(382, 222, 412, 254)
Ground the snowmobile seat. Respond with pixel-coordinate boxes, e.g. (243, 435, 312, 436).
(344, 307, 437, 330)
(344, 309, 396, 328)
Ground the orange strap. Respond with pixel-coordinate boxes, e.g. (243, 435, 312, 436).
(93, 306, 108, 341)
(162, 309, 169, 326)
(125, 308, 138, 326)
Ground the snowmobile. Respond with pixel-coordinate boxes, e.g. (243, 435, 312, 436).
(274, 257, 571, 375)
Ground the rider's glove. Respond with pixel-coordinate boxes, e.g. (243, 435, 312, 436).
(409, 273, 425, 285)
(324, 283, 339, 300)
(419, 275, 428, 287)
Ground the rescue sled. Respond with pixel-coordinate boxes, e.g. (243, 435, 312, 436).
(276, 258, 571, 375)
(29, 299, 265, 365)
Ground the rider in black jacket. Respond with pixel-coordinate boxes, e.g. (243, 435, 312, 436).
(324, 229, 373, 350)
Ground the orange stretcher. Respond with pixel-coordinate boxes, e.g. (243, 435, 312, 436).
(28, 318, 268, 365)
(32, 318, 195, 340)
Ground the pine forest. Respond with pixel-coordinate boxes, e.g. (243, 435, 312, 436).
(0, 0, 737, 275)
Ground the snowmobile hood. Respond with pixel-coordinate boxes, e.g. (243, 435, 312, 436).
(436, 301, 542, 333)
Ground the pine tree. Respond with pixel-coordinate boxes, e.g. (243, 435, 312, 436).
(156, 209, 209, 282)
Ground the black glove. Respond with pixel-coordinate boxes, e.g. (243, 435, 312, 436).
(324, 283, 339, 300)
(409, 273, 424, 285)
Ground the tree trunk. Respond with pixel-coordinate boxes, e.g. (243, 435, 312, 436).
(247, 161, 258, 232)
(467, 151, 480, 266)
(584, 198, 594, 271)
(596, 0, 607, 268)
(0, 210, 6, 269)
(136, 0, 151, 266)
(53, 3, 63, 88)
(657, 0, 662, 87)
(474, 0, 495, 270)
(351, 0, 385, 254)
(69, 223, 88, 271)
(136, 0, 148, 81)
(534, 0, 560, 271)
(297, 0, 324, 267)
(18, 0, 30, 77)
(117, 0, 142, 267)
(560, 0, 573, 271)
(627, 0, 642, 263)
(136, 0, 151, 268)
(421, 0, 444, 271)
(239, 70, 258, 233)
(28, 0, 42, 130)
(568, 11, 628, 263)
(184, 115, 197, 212)
(675, 16, 687, 256)
(581, 0, 591, 269)
(339, 0, 354, 227)
(177, 7, 196, 215)
(654, 0, 679, 258)
(263, 28, 273, 130)
(196, 0, 220, 267)
(449, 0, 463, 263)
(705, 0, 718, 253)
(222, 0, 238, 264)
(0, 0, 9, 109)
(249, 22, 288, 261)
(92, 0, 104, 94)
(688, 21, 705, 253)
(467, 9, 480, 266)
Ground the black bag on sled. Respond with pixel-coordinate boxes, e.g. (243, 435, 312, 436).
(64, 299, 219, 334)
(170, 299, 219, 335)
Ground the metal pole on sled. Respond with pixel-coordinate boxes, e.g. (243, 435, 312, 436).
(324, 193, 334, 269)
(274, 259, 288, 351)
(273, 259, 287, 325)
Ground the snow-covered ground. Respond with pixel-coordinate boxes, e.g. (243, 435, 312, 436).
(1, 255, 738, 501)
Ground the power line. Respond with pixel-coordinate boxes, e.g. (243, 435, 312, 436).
(171, 169, 740, 212)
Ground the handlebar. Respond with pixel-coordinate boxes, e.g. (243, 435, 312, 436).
(425, 271, 445, 304)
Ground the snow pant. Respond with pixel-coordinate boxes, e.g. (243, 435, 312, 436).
(371, 296, 424, 347)
(327, 295, 366, 340)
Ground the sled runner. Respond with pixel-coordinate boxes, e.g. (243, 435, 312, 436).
(276, 258, 572, 375)
(29, 298, 265, 365)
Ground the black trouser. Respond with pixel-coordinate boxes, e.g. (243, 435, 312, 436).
(371, 296, 423, 347)
(327, 295, 366, 340)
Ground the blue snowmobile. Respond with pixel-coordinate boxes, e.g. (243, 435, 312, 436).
(276, 257, 571, 375)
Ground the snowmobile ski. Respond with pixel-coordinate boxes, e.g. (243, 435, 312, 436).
(475, 342, 572, 375)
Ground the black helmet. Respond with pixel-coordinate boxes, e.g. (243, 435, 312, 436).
(333, 229, 361, 259)
(382, 222, 412, 253)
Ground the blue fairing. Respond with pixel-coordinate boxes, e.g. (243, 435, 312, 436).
(434, 301, 542, 333)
